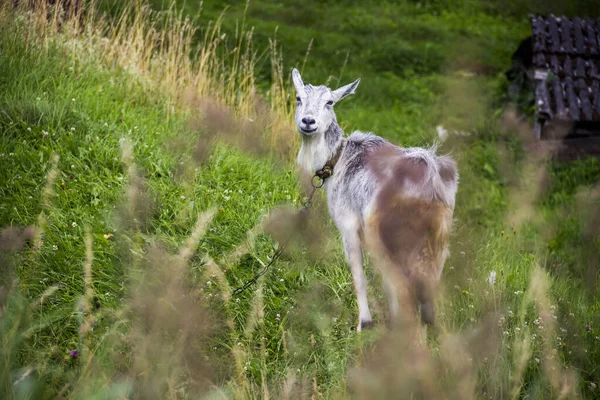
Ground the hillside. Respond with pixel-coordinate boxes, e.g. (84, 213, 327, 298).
(1, 1, 600, 398)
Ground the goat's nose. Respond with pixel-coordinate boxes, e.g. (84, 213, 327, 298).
(301, 117, 316, 125)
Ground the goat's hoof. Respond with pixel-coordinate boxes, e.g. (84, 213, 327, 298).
(357, 319, 374, 332)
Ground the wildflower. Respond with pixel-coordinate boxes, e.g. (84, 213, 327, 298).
(72, 98, 76, 103)
(487, 270, 496, 285)
(72, 222, 78, 228)
(180, 195, 186, 200)
(279, 278, 284, 282)
(36, 97, 41, 101)
(585, 323, 591, 331)
(42, 130, 49, 137)
(462, 290, 469, 295)
(103, 233, 113, 240)
(514, 327, 521, 334)
(70, 350, 78, 359)
(27, 127, 31, 132)
(514, 290, 522, 295)
(590, 382, 597, 391)
(535, 357, 540, 364)
(206, 281, 212, 287)
(71, 127, 75, 131)
(52, 245, 58, 251)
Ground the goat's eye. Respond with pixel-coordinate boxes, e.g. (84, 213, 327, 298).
(296, 96, 301, 104)
(326, 100, 334, 106)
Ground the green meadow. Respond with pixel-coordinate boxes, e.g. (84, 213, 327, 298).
(1, 0, 599, 398)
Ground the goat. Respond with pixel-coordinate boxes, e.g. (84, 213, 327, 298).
(291, 68, 458, 330)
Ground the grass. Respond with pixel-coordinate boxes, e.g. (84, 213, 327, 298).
(1, 0, 600, 398)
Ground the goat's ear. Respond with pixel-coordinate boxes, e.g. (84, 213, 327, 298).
(332, 78, 360, 102)
(292, 68, 305, 93)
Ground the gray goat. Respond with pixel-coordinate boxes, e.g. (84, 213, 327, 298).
(292, 68, 458, 330)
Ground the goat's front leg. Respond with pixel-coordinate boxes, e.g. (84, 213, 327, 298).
(341, 230, 373, 331)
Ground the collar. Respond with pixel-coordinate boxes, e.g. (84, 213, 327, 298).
(315, 139, 345, 181)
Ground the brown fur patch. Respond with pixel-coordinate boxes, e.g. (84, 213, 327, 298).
(439, 162, 457, 183)
(366, 192, 453, 324)
(366, 145, 427, 188)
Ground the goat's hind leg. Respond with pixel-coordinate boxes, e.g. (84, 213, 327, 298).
(340, 226, 372, 331)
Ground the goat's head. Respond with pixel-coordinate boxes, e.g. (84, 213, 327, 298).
(291, 68, 360, 137)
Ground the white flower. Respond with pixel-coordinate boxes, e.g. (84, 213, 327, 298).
(42, 130, 49, 137)
(52, 245, 58, 251)
(180, 195, 186, 200)
(71, 127, 75, 131)
(72, 222, 78, 228)
(27, 127, 31, 132)
(487, 270, 496, 285)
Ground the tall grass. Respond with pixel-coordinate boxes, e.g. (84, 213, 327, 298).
(0, 0, 599, 399)
(6, 0, 295, 154)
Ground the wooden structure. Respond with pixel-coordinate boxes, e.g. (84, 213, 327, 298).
(508, 16, 600, 158)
